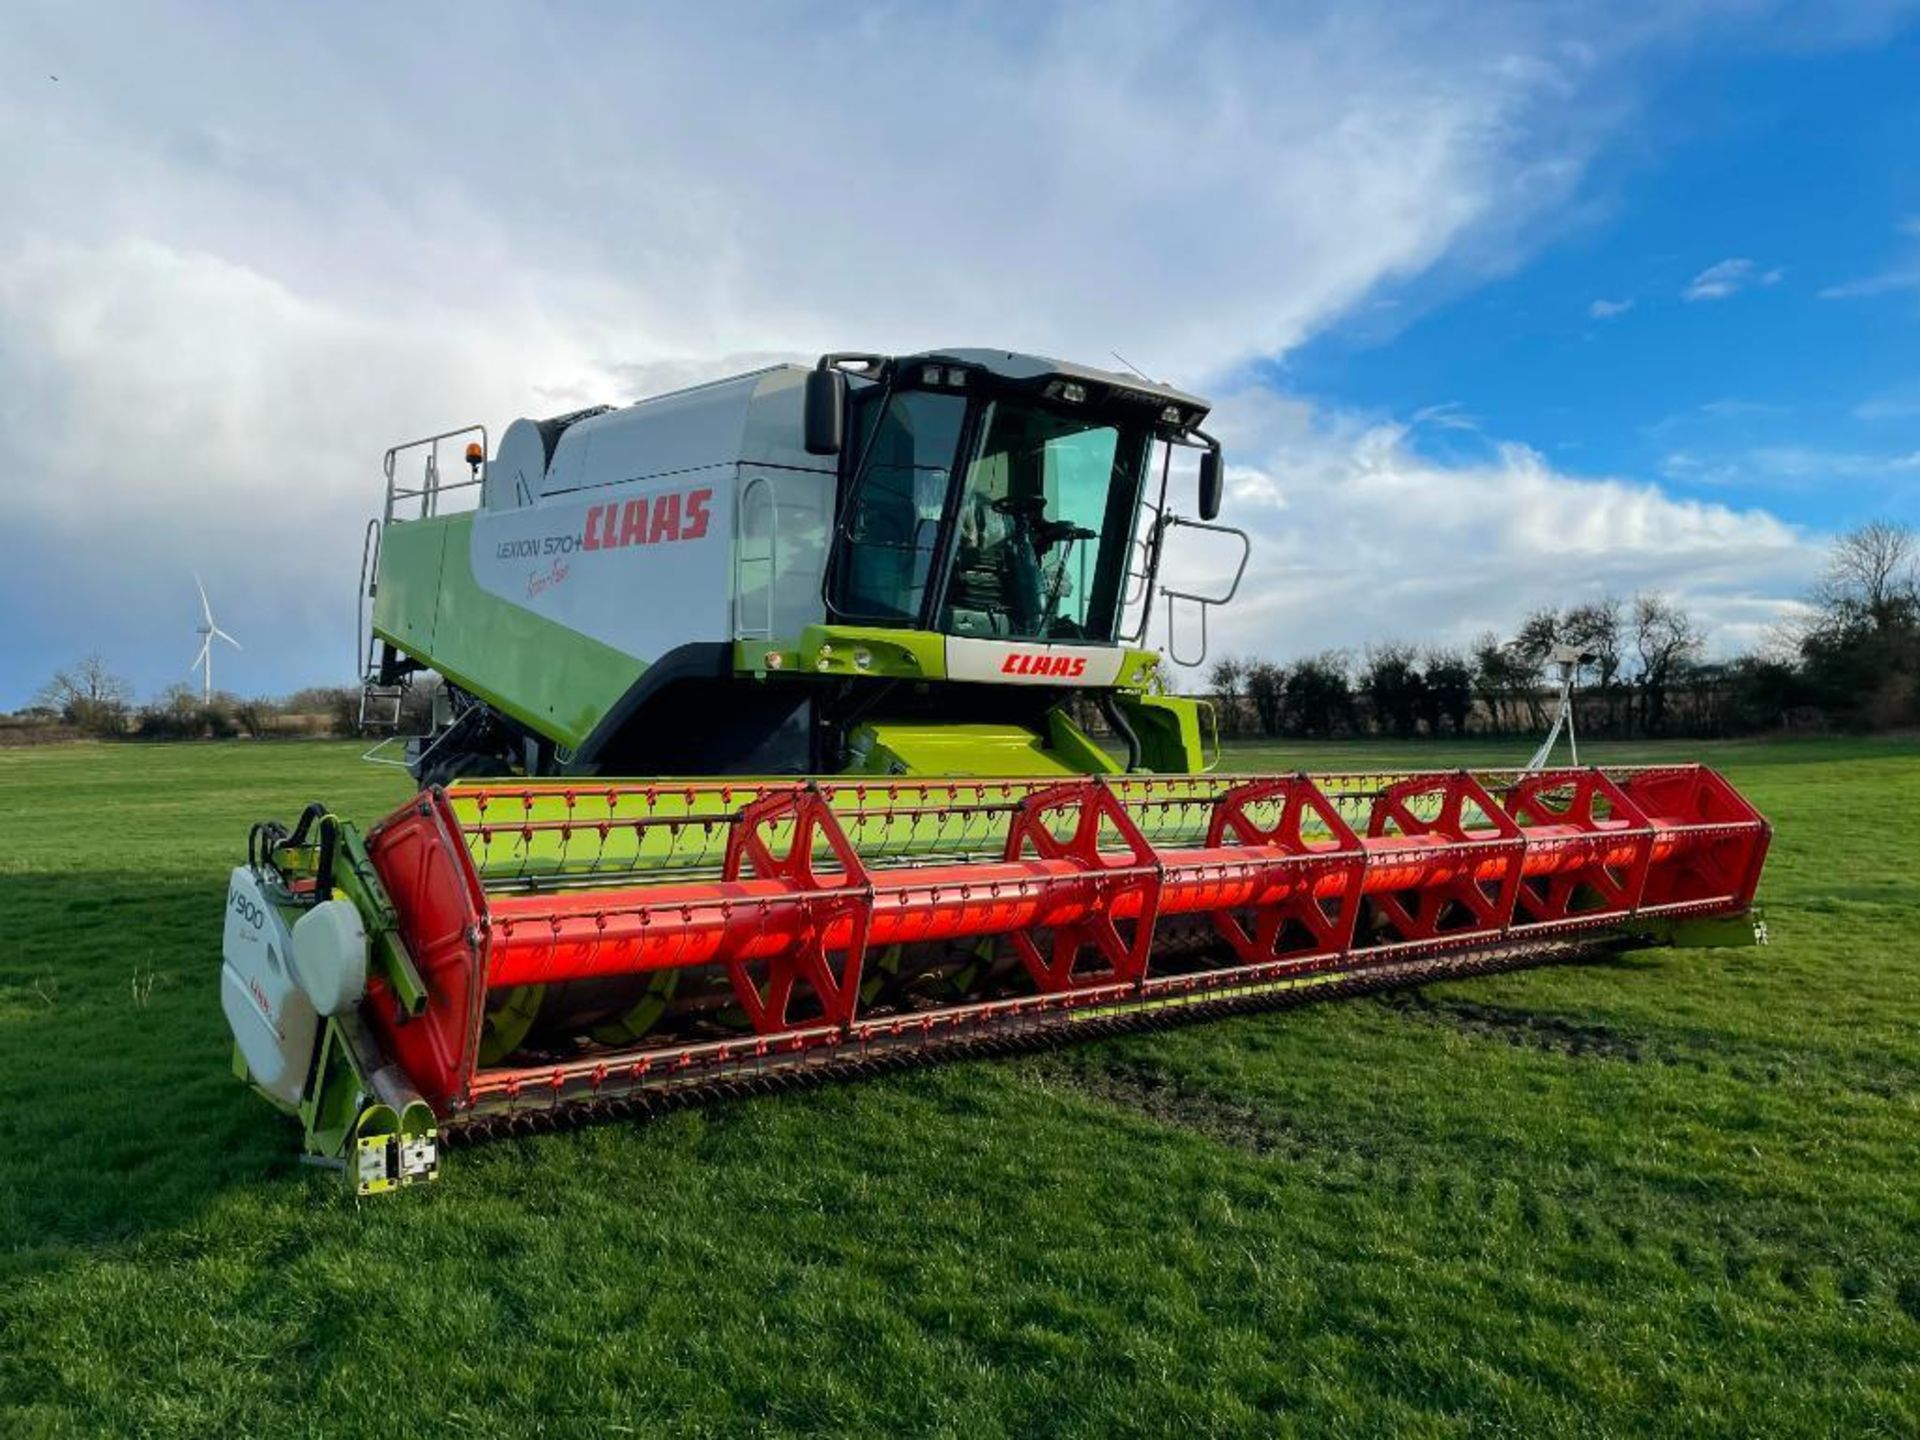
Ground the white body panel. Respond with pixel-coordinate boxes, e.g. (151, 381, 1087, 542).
(220, 868, 318, 1107)
(484, 419, 551, 509)
(469, 476, 733, 659)
(474, 365, 835, 658)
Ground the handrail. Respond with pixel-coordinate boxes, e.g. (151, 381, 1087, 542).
(382, 424, 489, 523)
(357, 517, 381, 680)
(1196, 698, 1222, 772)
(1156, 515, 1251, 669)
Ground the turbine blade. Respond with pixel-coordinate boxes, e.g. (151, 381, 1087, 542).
(194, 572, 213, 625)
(190, 639, 210, 672)
(212, 627, 242, 651)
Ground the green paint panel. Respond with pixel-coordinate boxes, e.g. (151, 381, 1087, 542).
(797, 625, 947, 680)
(847, 720, 1109, 776)
(371, 518, 449, 655)
(372, 514, 647, 750)
(1116, 693, 1209, 773)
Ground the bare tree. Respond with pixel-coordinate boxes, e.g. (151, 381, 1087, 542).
(1813, 520, 1918, 635)
(1244, 660, 1285, 736)
(1206, 655, 1249, 737)
(1422, 648, 1475, 735)
(36, 655, 133, 737)
(1630, 592, 1704, 736)
(1509, 608, 1559, 728)
(1361, 642, 1425, 738)
(1789, 520, 1920, 725)
(1562, 596, 1624, 732)
(1471, 631, 1525, 734)
(233, 697, 274, 739)
(1283, 651, 1355, 738)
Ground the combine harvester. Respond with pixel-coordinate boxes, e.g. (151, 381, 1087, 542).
(221, 350, 1771, 1193)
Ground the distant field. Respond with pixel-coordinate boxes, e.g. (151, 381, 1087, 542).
(1, 737, 1916, 1436)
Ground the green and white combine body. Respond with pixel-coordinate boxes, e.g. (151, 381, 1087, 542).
(222, 348, 1772, 1195)
(367, 350, 1232, 786)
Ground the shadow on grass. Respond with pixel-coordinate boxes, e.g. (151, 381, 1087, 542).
(0, 870, 308, 1249)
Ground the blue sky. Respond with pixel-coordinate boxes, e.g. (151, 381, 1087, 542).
(1273, 28, 1920, 533)
(2, 3, 1918, 707)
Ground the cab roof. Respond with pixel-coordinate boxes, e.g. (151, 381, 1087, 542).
(897, 348, 1211, 426)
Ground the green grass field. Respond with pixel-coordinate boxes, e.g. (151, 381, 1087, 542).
(1, 737, 1916, 1437)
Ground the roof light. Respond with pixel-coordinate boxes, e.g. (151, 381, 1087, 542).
(1046, 380, 1088, 403)
(1160, 405, 1184, 425)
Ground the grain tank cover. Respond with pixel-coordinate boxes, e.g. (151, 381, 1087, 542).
(483, 365, 821, 508)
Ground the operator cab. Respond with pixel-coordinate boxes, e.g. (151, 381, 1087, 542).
(815, 350, 1220, 646)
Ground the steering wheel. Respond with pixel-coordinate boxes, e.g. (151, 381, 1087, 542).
(991, 494, 1050, 521)
(992, 495, 1093, 546)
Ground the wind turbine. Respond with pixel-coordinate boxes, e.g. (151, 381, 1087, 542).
(191, 573, 242, 701)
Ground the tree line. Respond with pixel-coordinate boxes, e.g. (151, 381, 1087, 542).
(13, 521, 1919, 747)
(1202, 520, 1920, 741)
(6, 665, 433, 743)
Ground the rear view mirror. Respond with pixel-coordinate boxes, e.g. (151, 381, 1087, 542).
(1197, 447, 1224, 521)
(804, 367, 847, 456)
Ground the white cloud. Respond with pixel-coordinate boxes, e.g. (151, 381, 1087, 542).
(1820, 269, 1920, 300)
(0, 4, 1867, 701)
(1409, 402, 1481, 432)
(1659, 450, 1743, 486)
(1697, 397, 1782, 419)
(1742, 445, 1920, 482)
(1683, 257, 1785, 301)
(1588, 297, 1634, 318)
(1183, 387, 1820, 666)
(1819, 215, 1920, 299)
(1651, 442, 1920, 498)
(1854, 384, 1920, 420)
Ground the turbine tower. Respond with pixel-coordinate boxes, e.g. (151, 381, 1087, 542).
(191, 574, 242, 701)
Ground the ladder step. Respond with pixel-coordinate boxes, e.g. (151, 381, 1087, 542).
(359, 679, 406, 732)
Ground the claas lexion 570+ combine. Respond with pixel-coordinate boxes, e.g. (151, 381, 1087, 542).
(220, 350, 1771, 1193)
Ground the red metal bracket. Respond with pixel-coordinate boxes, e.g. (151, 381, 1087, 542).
(720, 785, 873, 1032)
(1003, 781, 1164, 992)
(1618, 766, 1772, 912)
(1205, 775, 1366, 967)
(1362, 772, 1526, 946)
(364, 788, 492, 1114)
(1501, 769, 1655, 927)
